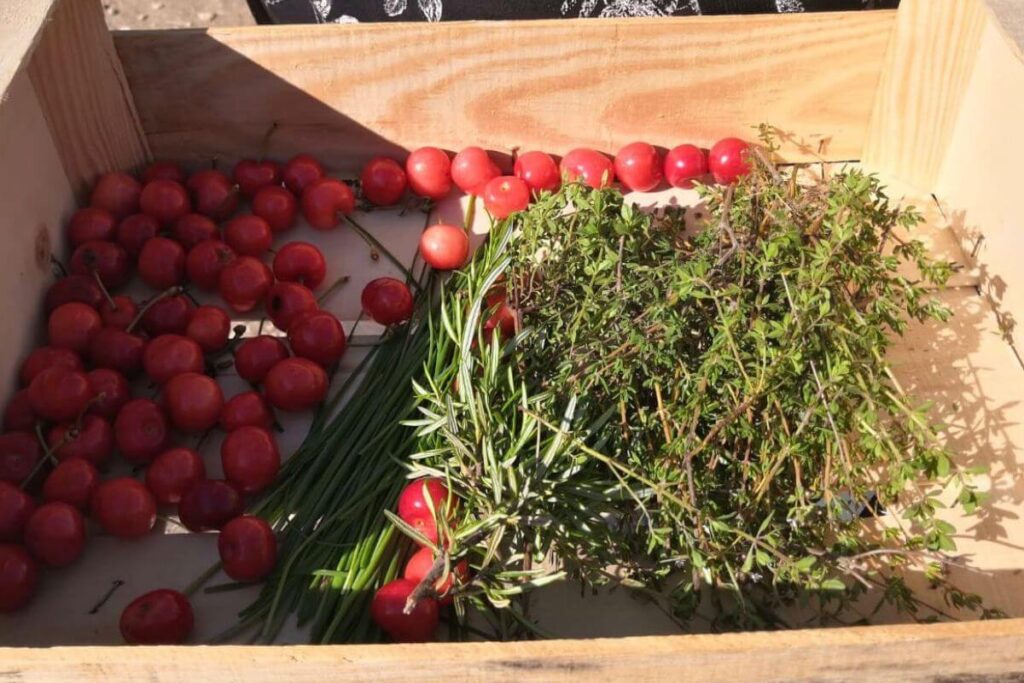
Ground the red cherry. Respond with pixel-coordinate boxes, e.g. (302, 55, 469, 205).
(0, 482, 35, 542)
(282, 154, 324, 195)
(264, 358, 328, 412)
(371, 579, 439, 642)
(44, 275, 104, 313)
(404, 546, 469, 604)
(219, 257, 274, 313)
(360, 157, 407, 206)
(87, 368, 131, 419)
(218, 515, 277, 582)
(138, 237, 186, 289)
(114, 399, 170, 464)
(170, 213, 218, 249)
(19, 346, 83, 386)
(48, 302, 102, 353)
(145, 448, 206, 506)
(89, 328, 146, 376)
(483, 290, 518, 342)
(221, 426, 280, 494)
(120, 589, 194, 644)
(99, 295, 138, 330)
(42, 458, 99, 510)
(361, 278, 414, 325)
(513, 151, 560, 194)
(708, 137, 751, 185)
(419, 223, 469, 270)
(451, 146, 501, 195)
(664, 144, 708, 189)
(265, 281, 318, 332)
(142, 161, 185, 185)
(185, 305, 231, 353)
(406, 147, 452, 200)
(70, 240, 131, 290)
(24, 501, 86, 568)
(91, 477, 156, 538)
(163, 373, 224, 433)
(233, 159, 282, 197)
(90, 172, 141, 219)
(143, 334, 204, 384)
(48, 415, 114, 466)
(116, 213, 160, 257)
(397, 478, 450, 529)
(224, 214, 273, 256)
(614, 141, 663, 192)
(177, 479, 242, 532)
(186, 239, 236, 291)
(220, 392, 273, 432)
(68, 208, 116, 247)
(140, 179, 191, 226)
(233, 336, 289, 384)
(187, 169, 239, 220)
(0, 544, 38, 612)
(0, 432, 42, 486)
(272, 242, 326, 289)
(28, 367, 92, 422)
(288, 310, 346, 367)
(482, 176, 531, 219)
(3, 391, 34, 432)
(560, 148, 615, 189)
(300, 178, 354, 230)
(140, 295, 195, 336)
(252, 185, 298, 233)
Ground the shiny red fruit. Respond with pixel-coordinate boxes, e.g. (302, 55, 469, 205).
(42, 458, 100, 510)
(28, 367, 92, 422)
(451, 146, 500, 196)
(233, 159, 282, 197)
(360, 157, 407, 206)
(0, 544, 38, 612)
(371, 579, 439, 642)
(272, 241, 326, 289)
(90, 172, 141, 219)
(99, 295, 138, 330)
(614, 141, 663, 192)
(404, 546, 470, 604)
(138, 237, 186, 289)
(483, 290, 518, 342)
(68, 207, 116, 247)
(252, 185, 298, 233)
(420, 223, 469, 270)
(114, 399, 170, 464)
(178, 479, 242, 532)
(143, 334, 204, 385)
(482, 176, 530, 219)
(264, 358, 328, 412)
(398, 478, 450, 531)
(361, 277, 414, 325)
(87, 368, 130, 419)
(266, 281, 318, 332)
(708, 137, 751, 185)
(186, 239, 236, 291)
(145, 448, 206, 506)
(142, 161, 185, 185)
(225, 214, 273, 257)
(70, 240, 131, 290)
(220, 392, 273, 432)
(120, 589, 194, 644)
(19, 346, 82, 385)
(171, 213, 218, 249)
(164, 373, 223, 433)
(186, 305, 231, 353)
(233, 336, 289, 384)
(219, 256, 274, 313)
(221, 426, 280, 494)
(116, 213, 160, 257)
(561, 148, 615, 189)
(91, 477, 156, 538)
(187, 169, 239, 220)
(24, 502, 86, 567)
(3, 391, 34, 432)
(0, 432, 41, 486)
(140, 295, 194, 336)
(90, 328, 145, 376)
(48, 302, 102, 353)
(218, 515, 277, 582)
(288, 310, 346, 367)
(44, 275, 104, 313)
(300, 178, 354, 230)
(282, 154, 324, 195)
(406, 147, 452, 200)
(514, 151, 560, 194)
(664, 144, 708, 189)
(140, 179, 191, 226)
(48, 415, 114, 466)
(0, 482, 35, 542)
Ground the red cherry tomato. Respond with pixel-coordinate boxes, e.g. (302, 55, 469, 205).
(371, 579, 439, 642)
(186, 305, 231, 353)
(406, 147, 452, 200)
(220, 392, 273, 432)
(90, 172, 141, 219)
(398, 478, 450, 529)
(225, 214, 273, 256)
(164, 373, 224, 433)
(42, 458, 99, 510)
(300, 178, 354, 230)
(142, 161, 185, 185)
(28, 367, 91, 422)
(140, 295, 195, 336)
(219, 515, 277, 582)
(404, 547, 470, 604)
(664, 144, 708, 189)
(233, 335, 289, 384)
(24, 502, 86, 567)
(70, 240, 131, 290)
(0, 482, 35, 542)
(221, 426, 280, 494)
(116, 213, 160, 257)
(68, 208, 116, 247)
(264, 358, 328, 412)
(145, 448, 206, 506)
(451, 147, 501, 195)
(19, 346, 82, 385)
(48, 302, 102, 354)
(252, 185, 298, 233)
(272, 241, 326, 289)
(0, 544, 38, 612)
(233, 159, 282, 198)
(99, 295, 138, 330)
(360, 278, 414, 325)
(219, 256, 274, 313)
(178, 479, 242, 532)
(514, 151, 560, 194)
(708, 137, 751, 185)
(288, 310, 346, 367)
(143, 334, 204, 385)
(170, 213, 218, 249)
(90, 328, 145, 376)
(360, 157, 407, 206)
(140, 180, 191, 226)
(614, 142, 663, 192)
(282, 154, 324, 195)
(420, 223, 469, 271)
(137, 237, 186, 290)
(120, 589, 194, 644)
(91, 477, 156, 539)
(482, 176, 530, 219)
(87, 368, 130, 419)
(187, 169, 239, 220)
(560, 148, 615, 189)
(0, 432, 41, 486)
(114, 399, 170, 464)
(44, 275, 104, 313)
(186, 239, 236, 291)
(3, 391, 34, 432)
(265, 281, 318, 332)
(483, 290, 518, 342)
(48, 415, 114, 466)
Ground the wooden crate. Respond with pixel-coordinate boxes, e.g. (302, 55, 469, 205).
(2, 0, 1024, 679)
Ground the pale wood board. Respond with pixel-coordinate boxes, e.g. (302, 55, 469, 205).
(111, 10, 896, 175)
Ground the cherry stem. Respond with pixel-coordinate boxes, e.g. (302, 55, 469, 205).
(207, 325, 249, 363)
(194, 428, 214, 451)
(23, 421, 77, 487)
(50, 256, 68, 278)
(91, 270, 117, 309)
(126, 285, 184, 333)
(316, 275, 350, 306)
(259, 121, 279, 161)
(343, 215, 421, 292)
(183, 561, 223, 598)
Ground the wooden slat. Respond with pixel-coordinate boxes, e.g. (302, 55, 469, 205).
(26, 0, 149, 196)
(0, 0, 58, 102)
(112, 11, 896, 175)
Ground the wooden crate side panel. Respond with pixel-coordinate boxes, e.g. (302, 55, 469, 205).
(113, 11, 895, 175)
(27, 0, 149, 197)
